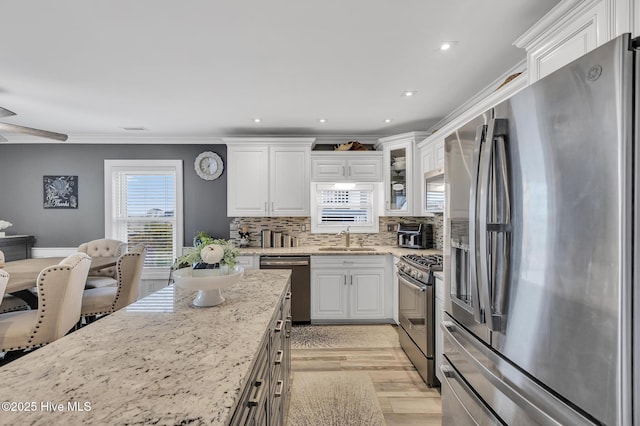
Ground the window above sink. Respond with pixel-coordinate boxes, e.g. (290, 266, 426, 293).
(310, 182, 380, 234)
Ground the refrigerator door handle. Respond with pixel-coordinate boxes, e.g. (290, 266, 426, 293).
(468, 124, 487, 324)
(477, 122, 494, 324)
(479, 118, 511, 332)
(490, 132, 511, 332)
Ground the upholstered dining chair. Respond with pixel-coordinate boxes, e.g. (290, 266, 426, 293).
(0, 269, 9, 304)
(77, 238, 127, 288)
(0, 253, 91, 355)
(80, 245, 146, 324)
(0, 250, 30, 314)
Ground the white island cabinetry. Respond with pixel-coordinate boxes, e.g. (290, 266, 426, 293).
(310, 255, 391, 322)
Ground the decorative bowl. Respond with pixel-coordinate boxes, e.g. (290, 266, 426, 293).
(173, 266, 244, 307)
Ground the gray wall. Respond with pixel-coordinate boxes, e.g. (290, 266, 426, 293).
(0, 144, 228, 247)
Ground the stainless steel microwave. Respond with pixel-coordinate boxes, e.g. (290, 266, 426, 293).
(424, 168, 444, 213)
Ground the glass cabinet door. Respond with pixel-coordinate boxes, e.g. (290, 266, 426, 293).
(388, 146, 408, 213)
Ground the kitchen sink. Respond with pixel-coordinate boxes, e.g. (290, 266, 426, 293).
(318, 247, 377, 251)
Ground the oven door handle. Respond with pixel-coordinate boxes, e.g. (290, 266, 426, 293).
(397, 271, 428, 292)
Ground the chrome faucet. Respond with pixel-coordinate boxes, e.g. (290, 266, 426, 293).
(338, 226, 351, 247)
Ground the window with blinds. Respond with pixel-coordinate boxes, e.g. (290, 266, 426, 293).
(105, 160, 183, 272)
(311, 183, 379, 233)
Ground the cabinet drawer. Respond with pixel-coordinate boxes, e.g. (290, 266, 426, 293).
(236, 255, 256, 270)
(311, 255, 385, 269)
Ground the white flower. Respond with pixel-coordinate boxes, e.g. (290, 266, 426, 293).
(0, 220, 12, 230)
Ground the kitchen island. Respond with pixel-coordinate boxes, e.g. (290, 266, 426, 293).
(0, 269, 292, 425)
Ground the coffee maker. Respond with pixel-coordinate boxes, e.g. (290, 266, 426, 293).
(397, 222, 433, 249)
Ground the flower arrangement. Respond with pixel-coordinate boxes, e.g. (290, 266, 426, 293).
(176, 232, 239, 269)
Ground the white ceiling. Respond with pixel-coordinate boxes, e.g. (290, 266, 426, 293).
(0, 0, 561, 141)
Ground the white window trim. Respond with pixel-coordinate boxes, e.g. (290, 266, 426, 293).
(104, 159, 183, 279)
(310, 182, 380, 234)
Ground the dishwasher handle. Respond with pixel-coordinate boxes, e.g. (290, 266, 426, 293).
(260, 257, 310, 267)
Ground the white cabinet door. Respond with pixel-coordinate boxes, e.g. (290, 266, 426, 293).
(270, 147, 310, 216)
(311, 270, 348, 319)
(519, 0, 608, 83)
(227, 146, 269, 216)
(311, 158, 347, 180)
(347, 158, 383, 181)
(349, 268, 385, 319)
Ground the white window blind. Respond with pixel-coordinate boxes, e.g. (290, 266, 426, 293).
(312, 183, 379, 233)
(105, 160, 183, 272)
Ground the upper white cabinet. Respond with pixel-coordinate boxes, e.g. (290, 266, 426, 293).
(311, 151, 383, 182)
(515, 0, 638, 84)
(417, 138, 445, 216)
(225, 138, 314, 217)
(377, 132, 429, 216)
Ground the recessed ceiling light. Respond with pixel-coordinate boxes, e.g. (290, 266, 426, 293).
(253, 118, 261, 123)
(440, 41, 457, 51)
(402, 91, 417, 97)
(384, 119, 392, 123)
(319, 118, 327, 123)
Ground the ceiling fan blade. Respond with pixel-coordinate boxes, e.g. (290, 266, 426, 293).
(0, 122, 68, 141)
(0, 107, 16, 118)
(0, 134, 7, 142)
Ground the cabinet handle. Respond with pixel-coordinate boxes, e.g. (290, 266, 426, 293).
(285, 291, 292, 300)
(274, 380, 285, 398)
(350, 275, 353, 285)
(348, 166, 351, 176)
(275, 350, 284, 365)
(274, 320, 284, 332)
(344, 275, 347, 285)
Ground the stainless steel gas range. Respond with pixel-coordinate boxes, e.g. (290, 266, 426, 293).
(397, 253, 443, 387)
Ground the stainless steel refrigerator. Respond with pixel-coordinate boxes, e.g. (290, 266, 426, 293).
(442, 33, 638, 425)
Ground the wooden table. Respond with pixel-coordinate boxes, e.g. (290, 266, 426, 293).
(3, 256, 118, 308)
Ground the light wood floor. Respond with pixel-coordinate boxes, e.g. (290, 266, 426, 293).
(290, 327, 442, 425)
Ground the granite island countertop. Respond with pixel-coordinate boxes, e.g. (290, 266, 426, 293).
(239, 245, 442, 258)
(0, 269, 291, 426)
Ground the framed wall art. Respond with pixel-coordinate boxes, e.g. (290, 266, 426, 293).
(43, 175, 78, 209)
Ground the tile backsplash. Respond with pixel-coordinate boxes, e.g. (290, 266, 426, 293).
(229, 216, 444, 250)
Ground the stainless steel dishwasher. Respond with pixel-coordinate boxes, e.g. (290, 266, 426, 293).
(259, 256, 310, 323)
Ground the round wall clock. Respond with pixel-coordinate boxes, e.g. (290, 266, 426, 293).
(194, 151, 224, 181)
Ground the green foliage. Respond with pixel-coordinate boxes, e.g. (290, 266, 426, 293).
(176, 232, 239, 269)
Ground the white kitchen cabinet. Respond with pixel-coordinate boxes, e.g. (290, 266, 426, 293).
(310, 151, 383, 182)
(310, 255, 390, 322)
(435, 274, 445, 383)
(377, 132, 429, 216)
(417, 138, 445, 216)
(236, 255, 257, 270)
(225, 138, 314, 216)
(420, 138, 444, 174)
(515, 0, 610, 83)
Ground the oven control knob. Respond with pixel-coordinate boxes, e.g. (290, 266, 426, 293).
(415, 271, 423, 280)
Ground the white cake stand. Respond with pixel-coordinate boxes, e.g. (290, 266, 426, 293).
(173, 266, 244, 307)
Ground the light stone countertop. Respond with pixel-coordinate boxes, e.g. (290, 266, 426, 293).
(0, 269, 291, 426)
(239, 245, 442, 258)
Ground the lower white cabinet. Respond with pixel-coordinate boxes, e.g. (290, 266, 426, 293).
(311, 255, 390, 322)
(434, 274, 444, 383)
(236, 255, 257, 270)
